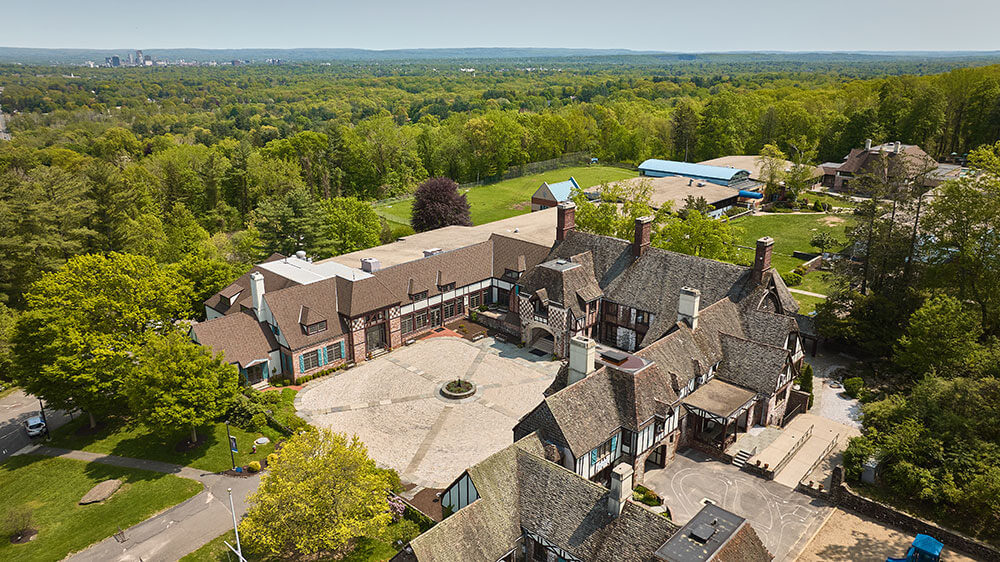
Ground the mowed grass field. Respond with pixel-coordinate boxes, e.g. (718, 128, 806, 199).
(375, 165, 637, 234)
(0, 455, 200, 562)
(730, 212, 856, 274)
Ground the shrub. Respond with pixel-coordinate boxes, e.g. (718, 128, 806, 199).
(259, 391, 281, 406)
(478, 304, 487, 312)
(783, 271, 803, 286)
(824, 202, 833, 211)
(469, 310, 478, 322)
(247, 461, 261, 473)
(632, 485, 662, 507)
(267, 453, 278, 466)
(227, 396, 267, 430)
(250, 413, 267, 431)
(843, 377, 865, 398)
(4, 506, 34, 539)
(382, 518, 421, 546)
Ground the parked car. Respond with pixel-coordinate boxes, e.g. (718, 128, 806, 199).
(24, 416, 45, 438)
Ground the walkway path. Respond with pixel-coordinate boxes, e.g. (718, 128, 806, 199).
(788, 288, 827, 298)
(18, 445, 260, 562)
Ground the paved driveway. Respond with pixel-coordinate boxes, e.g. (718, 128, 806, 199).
(0, 389, 74, 460)
(296, 336, 560, 489)
(643, 449, 832, 562)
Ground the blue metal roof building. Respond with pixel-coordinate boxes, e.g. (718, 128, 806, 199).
(638, 159, 751, 187)
(530, 177, 581, 211)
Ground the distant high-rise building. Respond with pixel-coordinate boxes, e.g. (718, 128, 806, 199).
(127, 52, 134, 66)
(135, 50, 143, 65)
(110, 55, 121, 67)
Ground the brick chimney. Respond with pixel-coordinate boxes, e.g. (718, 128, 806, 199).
(752, 237, 774, 285)
(633, 216, 653, 258)
(677, 287, 701, 330)
(567, 335, 596, 385)
(608, 463, 634, 517)
(556, 201, 576, 241)
(864, 138, 872, 151)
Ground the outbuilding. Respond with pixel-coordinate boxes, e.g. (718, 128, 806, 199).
(530, 177, 580, 211)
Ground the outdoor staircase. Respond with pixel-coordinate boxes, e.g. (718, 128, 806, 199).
(732, 449, 754, 468)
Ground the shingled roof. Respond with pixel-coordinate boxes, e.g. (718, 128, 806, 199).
(402, 434, 681, 562)
(263, 278, 350, 350)
(191, 311, 279, 368)
(203, 253, 293, 316)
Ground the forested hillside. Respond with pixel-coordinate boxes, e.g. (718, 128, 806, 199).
(3, 59, 1000, 309)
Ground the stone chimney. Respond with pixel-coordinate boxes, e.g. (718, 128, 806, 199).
(556, 201, 576, 242)
(677, 287, 701, 330)
(864, 138, 872, 151)
(752, 237, 774, 285)
(250, 271, 265, 321)
(567, 335, 596, 385)
(608, 463, 634, 517)
(633, 216, 653, 258)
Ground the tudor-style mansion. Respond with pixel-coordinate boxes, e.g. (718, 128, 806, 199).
(194, 202, 807, 475)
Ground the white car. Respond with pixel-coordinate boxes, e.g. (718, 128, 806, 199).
(24, 416, 46, 438)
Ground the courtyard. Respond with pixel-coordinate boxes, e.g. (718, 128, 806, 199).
(643, 449, 831, 562)
(294, 336, 560, 489)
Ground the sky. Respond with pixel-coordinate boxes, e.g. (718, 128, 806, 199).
(10, 0, 1000, 52)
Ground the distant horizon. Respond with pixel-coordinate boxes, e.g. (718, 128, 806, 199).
(3, 46, 1000, 55)
(6, 0, 1000, 53)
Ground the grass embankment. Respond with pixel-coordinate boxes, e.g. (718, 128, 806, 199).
(375, 165, 636, 236)
(48, 389, 302, 473)
(181, 530, 400, 562)
(0, 455, 200, 562)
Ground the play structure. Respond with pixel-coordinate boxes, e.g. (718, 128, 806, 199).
(886, 534, 943, 562)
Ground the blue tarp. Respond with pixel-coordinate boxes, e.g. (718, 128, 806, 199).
(739, 190, 764, 199)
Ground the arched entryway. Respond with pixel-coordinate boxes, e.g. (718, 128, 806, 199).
(527, 325, 556, 355)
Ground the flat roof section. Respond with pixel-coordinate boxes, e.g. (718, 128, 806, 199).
(682, 378, 756, 419)
(322, 207, 558, 270)
(655, 503, 746, 562)
(596, 176, 739, 211)
(257, 255, 372, 284)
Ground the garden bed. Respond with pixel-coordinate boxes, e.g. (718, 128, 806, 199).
(440, 379, 476, 399)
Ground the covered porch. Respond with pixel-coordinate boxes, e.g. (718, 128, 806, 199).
(682, 379, 757, 456)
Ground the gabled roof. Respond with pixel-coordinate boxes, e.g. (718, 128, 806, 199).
(264, 278, 349, 350)
(717, 334, 790, 395)
(519, 254, 603, 318)
(539, 177, 580, 203)
(638, 159, 749, 182)
(190, 311, 279, 368)
(203, 253, 294, 315)
(404, 434, 681, 562)
(490, 233, 550, 278)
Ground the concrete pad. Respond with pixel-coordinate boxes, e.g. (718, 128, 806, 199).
(79, 479, 122, 504)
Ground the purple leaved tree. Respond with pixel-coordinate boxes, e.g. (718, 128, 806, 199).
(410, 177, 472, 232)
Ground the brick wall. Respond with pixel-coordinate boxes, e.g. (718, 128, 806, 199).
(292, 337, 348, 382)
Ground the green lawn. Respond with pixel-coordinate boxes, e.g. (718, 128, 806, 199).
(792, 293, 826, 315)
(182, 529, 400, 562)
(730, 213, 856, 274)
(0, 455, 200, 562)
(801, 191, 858, 209)
(48, 418, 278, 473)
(375, 165, 636, 230)
(796, 270, 835, 296)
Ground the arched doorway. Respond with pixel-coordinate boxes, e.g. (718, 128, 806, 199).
(527, 325, 555, 355)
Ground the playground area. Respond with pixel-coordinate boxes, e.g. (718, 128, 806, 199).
(798, 509, 977, 561)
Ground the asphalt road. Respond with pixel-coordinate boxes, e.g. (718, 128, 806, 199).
(0, 389, 74, 460)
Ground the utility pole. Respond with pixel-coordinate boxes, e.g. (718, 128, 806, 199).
(225, 421, 236, 471)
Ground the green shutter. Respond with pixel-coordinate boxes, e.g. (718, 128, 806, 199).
(319, 346, 327, 366)
(299, 355, 305, 373)
(339, 340, 345, 360)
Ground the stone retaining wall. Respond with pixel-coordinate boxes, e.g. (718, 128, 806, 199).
(827, 467, 1000, 561)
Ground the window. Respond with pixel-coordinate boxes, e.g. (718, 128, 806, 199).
(589, 434, 618, 467)
(305, 320, 327, 335)
(503, 269, 520, 282)
(635, 311, 648, 325)
(438, 282, 455, 292)
(401, 315, 413, 334)
(410, 291, 427, 302)
(496, 288, 510, 310)
(457, 298, 464, 314)
(443, 300, 455, 318)
(302, 350, 320, 371)
(415, 310, 428, 329)
(326, 342, 343, 361)
(470, 292, 480, 309)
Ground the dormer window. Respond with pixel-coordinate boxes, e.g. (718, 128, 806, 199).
(438, 282, 455, 292)
(410, 291, 428, 302)
(502, 268, 521, 282)
(304, 320, 327, 335)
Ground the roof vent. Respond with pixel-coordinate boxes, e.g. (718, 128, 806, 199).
(697, 182, 705, 187)
(360, 257, 381, 273)
(423, 248, 443, 257)
(295, 250, 307, 260)
(556, 259, 568, 265)
(689, 523, 717, 544)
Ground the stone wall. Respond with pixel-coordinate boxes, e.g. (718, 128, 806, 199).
(827, 468, 1000, 561)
